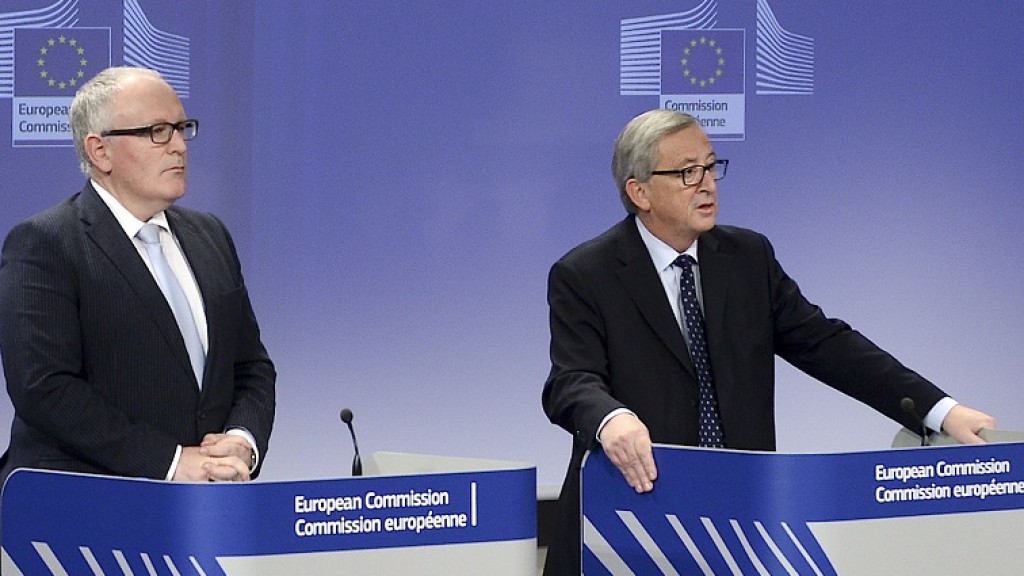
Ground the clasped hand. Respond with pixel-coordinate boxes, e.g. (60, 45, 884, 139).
(173, 433, 253, 482)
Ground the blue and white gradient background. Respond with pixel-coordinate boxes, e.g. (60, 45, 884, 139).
(0, 0, 1022, 489)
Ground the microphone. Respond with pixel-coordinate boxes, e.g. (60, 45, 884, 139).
(340, 408, 363, 476)
(900, 397, 930, 447)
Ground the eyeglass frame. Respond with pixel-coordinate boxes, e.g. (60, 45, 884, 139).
(649, 159, 728, 187)
(100, 119, 200, 144)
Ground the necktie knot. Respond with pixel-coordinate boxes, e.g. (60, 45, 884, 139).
(673, 254, 697, 270)
(137, 223, 162, 246)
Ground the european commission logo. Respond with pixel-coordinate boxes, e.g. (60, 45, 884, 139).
(660, 29, 745, 140)
(2, 0, 191, 148)
(12, 27, 110, 146)
(619, 0, 814, 141)
(619, 4, 746, 141)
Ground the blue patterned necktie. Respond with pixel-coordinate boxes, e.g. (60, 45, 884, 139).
(137, 223, 206, 388)
(674, 254, 725, 448)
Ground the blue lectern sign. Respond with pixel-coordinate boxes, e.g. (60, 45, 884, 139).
(3, 464, 535, 575)
(582, 442, 1024, 575)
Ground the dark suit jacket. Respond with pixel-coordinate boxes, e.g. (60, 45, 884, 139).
(541, 216, 944, 575)
(0, 182, 276, 484)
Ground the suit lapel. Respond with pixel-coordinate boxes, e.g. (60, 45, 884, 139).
(166, 209, 216, 388)
(77, 185, 198, 387)
(165, 210, 212, 316)
(697, 230, 730, 360)
(614, 218, 695, 376)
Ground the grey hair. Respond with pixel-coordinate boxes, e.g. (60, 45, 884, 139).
(611, 110, 698, 214)
(70, 67, 162, 175)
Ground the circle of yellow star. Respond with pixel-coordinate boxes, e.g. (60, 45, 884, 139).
(680, 36, 726, 89)
(37, 36, 89, 90)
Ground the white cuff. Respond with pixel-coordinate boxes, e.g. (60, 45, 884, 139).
(227, 428, 259, 471)
(596, 408, 635, 443)
(924, 396, 958, 433)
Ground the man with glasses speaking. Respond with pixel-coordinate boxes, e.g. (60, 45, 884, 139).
(540, 109, 995, 575)
(0, 67, 276, 486)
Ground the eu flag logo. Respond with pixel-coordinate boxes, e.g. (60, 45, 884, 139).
(14, 27, 111, 97)
(661, 29, 744, 95)
(657, 29, 746, 140)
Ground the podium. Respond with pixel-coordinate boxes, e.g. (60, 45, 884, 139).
(582, 442, 1024, 575)
(1, 452, 535, 575)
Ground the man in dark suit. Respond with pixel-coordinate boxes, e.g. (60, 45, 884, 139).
(541, 109, 994, 575)
(0, 67, 275, 485)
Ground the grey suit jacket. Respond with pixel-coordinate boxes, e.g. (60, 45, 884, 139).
(0, 182, 275, 482)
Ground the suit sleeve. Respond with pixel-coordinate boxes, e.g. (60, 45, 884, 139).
(542, 259, 625, 450)
(760, 234, 946, 428)
(0, 219, 180, 478)
(205, 215, 276, 477)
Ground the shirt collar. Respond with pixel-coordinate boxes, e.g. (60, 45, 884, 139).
(91, 179, 170, 238)
(635, 216, 699, 272)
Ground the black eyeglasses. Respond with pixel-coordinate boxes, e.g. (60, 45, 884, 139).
(650, 159, 728, 186)
(101, 119, 199, 144)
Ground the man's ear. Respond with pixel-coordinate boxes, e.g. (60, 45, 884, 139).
(624, 178, 650, 212)
(84, 134, 112, 174)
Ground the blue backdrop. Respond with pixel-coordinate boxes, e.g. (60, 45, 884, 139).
(1, 0, 1022, 489)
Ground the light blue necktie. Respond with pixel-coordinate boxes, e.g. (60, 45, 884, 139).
(137, 223, 206, 388)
